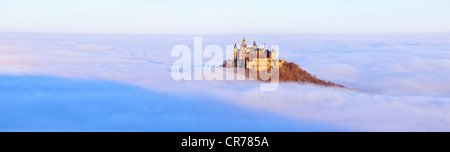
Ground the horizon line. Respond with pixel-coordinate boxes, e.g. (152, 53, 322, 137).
(1, 31, 450, 36)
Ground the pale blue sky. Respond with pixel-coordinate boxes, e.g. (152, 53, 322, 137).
(0, 0, 449, 34)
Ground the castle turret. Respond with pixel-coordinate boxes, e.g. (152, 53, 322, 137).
(270, 49, 276, 60)
(253, 41, 257, 49)
(242, 36, 246, 46)
(234, 43, 237, 66)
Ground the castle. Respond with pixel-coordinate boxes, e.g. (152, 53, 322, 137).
(225, 36, 284, 71)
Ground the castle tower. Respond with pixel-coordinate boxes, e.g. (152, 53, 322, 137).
(234, 43, 237, 59)
(270, 49, 276, 60)
(233, 43, 238, 67)
(253, 41, 257, 49)
(242, 36, 246, 46)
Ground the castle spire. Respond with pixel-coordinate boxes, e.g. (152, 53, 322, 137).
(234, 43, 237, 48)
(242, 36, 246, 46)
(253, 41, 257, 47)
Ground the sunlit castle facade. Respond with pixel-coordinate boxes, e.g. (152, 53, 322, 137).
(225, 36, 283, 71)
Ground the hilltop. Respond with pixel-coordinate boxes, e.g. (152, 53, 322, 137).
(222, 60, 346, 88)
(276, 61, 345, 88)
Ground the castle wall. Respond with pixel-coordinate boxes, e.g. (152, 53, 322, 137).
(229, 37, 283, 70)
